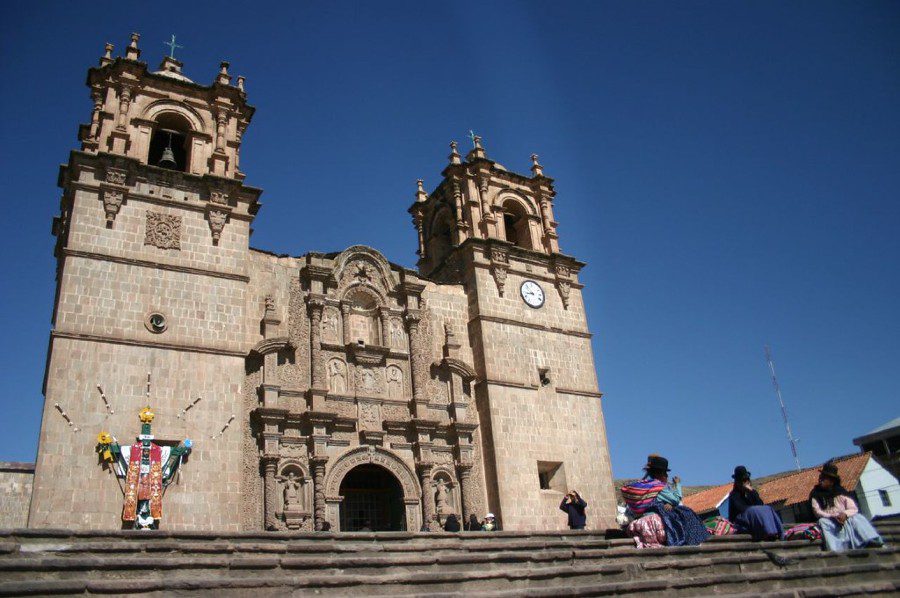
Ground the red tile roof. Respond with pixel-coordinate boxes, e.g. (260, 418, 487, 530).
(682, 453, 872, 515)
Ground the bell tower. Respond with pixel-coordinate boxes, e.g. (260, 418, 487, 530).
(30, 34, 261, 530)
(409, 137, 617, 530)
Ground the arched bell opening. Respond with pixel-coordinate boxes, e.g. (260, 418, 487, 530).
(501, 199, 533, 250)
(427, 208, 454, 268)
(148, 112, 192, 172)
(338, 463, 406, 531)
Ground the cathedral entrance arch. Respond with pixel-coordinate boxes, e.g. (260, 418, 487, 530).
(324, 446, 421, 531)
(339, 464, 404, 531)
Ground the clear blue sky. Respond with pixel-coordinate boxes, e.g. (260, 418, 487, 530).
(1, 1, 897, 485)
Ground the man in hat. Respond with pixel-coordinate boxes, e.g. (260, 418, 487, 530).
(810, 460, 884, 552)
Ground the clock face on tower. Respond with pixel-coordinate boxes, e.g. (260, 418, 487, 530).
(520, 280, 545, 308)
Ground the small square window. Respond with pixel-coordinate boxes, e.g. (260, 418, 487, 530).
(537, 461, 567, 493)
(879, 489, 891, 507)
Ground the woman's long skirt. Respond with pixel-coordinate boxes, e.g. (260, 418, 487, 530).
(818, 515, 884, 552)
(649, 504, 708, 546)
(735, 505, 784, 541)
(627, 513, 666, 548)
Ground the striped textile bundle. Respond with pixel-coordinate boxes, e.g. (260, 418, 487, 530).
(784, 523, 822, 542)
(621, 478, 666, 516)
(704, 516, 735, 536)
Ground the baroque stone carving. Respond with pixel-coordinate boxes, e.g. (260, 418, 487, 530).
(356, 367, 384, 395)
(386, 365, 403, 399)
(106, 167, 127, 186)
(100, 187, 125, 226)
(206, 205, 230, 245)
(321, 308, 339, 343)
(328, 359, 347, 394)
(144, 211, 182, 250)
(489, 246, 509, 296)
(389, 318, 406, 349)
(357, 401, 381, 432)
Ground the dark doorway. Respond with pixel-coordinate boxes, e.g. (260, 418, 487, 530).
(339, 463, 405, 531)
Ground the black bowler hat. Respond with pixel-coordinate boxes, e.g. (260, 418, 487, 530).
(732, 465, 751, 481)
(820, 461, 841, 482)
(645, 454, 670, 472)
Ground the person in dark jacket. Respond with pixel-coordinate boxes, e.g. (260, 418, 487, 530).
(465, 514, 481, 531)
(443, 514, 461, 532)
(559, 490, 588, 529)
(727, 465, 783, 541)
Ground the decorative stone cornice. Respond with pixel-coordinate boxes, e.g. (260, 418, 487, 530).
(250, 337, 292, 357)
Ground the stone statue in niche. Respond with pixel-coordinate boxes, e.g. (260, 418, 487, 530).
(321, 309, 338, 343)
(390, 318, 405, 348)
(361, 369, 376, 392)
(386, 366, 403, 399)
(280, 471, 302, 511)
(328, 359, 347, 393)
(356, 367, 384, 395)
(435, 480, 450, 515)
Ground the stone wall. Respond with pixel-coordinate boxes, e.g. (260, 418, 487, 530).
(0, 463, 34, 528)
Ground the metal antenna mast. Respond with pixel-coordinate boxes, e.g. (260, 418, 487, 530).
(764, 345, 801, 471)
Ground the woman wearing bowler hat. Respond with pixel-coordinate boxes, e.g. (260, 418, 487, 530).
(727, 465, 783, 541)
(810, 460, 883, 552)
(622, 454, 707, 548)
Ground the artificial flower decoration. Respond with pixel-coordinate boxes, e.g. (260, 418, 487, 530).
(139, 406, 155, 423)
(97, 431, 113, 445)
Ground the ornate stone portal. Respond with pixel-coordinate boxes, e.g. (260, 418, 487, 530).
(248, 246, 484, 532)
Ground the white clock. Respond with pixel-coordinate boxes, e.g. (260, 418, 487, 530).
(520, 280, 545, 308)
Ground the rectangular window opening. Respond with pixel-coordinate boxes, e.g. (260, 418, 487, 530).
(879, 489, 891, 507)
(537, 461, 567, 493)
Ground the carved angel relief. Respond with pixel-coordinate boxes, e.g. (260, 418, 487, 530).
(144, 211, 182, 250)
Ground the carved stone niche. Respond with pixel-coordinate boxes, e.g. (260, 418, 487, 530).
(432, 469, 460, 525)
(276, 463, 312, 530)
(348, 341, 388, 366)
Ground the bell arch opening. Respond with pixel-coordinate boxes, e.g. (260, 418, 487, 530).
(338, 463, 406, 532)
(501, 199, 532, 250)
(148, 112, 192, 172)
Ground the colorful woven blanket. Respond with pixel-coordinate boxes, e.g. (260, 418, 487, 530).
(704, 516, 736, 536)
(621, 478, 666, 516)
(784, 523, 822, 542)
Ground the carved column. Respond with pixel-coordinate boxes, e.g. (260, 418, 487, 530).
(89, 89, 103, 140)
(340, 303, 351, 345)
(413, 214, 425, 257)
(378, 308, 391, 347)
(405, 310, 426, 405)
(262, 455, 279, 530)
(215, 110, 228, 152)
(311, 456, 328, 531)
(418, 463, 435, 531)
(458, 465, 477, 521)
(116, 86, 132, 130)
(308, 298, 326, 390)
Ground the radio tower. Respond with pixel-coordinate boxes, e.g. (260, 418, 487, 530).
(765, 345, 801, 471)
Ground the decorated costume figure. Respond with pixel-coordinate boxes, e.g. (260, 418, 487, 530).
(96, 407, 192, 529)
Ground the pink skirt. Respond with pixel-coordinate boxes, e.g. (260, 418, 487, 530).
(628, 513, 667, 548)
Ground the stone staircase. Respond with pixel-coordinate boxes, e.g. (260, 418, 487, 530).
(0, 520, 897, 596)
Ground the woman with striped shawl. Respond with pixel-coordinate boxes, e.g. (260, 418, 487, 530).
(622, 454, 708, 548)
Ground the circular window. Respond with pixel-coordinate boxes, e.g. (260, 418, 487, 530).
(145, 312, 168, 334)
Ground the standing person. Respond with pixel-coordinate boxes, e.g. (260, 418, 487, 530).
(559, 490, 588, 530)
(727, 466, 783, 541)
(810, 462, 883, 552)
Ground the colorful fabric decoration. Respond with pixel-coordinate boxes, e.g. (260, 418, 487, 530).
(704, 516, 736, 536)
(628, 513, 667, 548)
(784, 523, 822, 542)
(621, 478, 666, 516)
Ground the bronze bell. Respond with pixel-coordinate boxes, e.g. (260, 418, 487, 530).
(158, 132, 177, 169)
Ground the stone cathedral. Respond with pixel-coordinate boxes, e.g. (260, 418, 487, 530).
(28, 34, 617, 533)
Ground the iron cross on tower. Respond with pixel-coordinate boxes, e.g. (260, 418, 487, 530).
(468, 130, 478, 148)
(164, 35, 183, 59)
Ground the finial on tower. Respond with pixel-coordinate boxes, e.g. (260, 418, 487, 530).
(237, 76, 245, 91)
(217, 61, 232, 85)
(448, 141, 461, 165)
(530, 153, 544, 177)
(100, 42, 114, 66)
(164, 34, 183, 59)
(416, 179, 428, 203)
(126, 33, 141, 61)
(467, 131, 486, 160)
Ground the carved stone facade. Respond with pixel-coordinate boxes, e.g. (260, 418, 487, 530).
(30, 34, 616, 534)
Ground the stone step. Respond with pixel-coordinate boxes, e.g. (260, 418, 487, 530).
(0, 557, 896, 596)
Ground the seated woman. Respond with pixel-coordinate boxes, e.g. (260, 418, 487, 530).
(622, 454, 708, 548)
(810, 462, 883, 552)
(727, 465, 783, 541)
